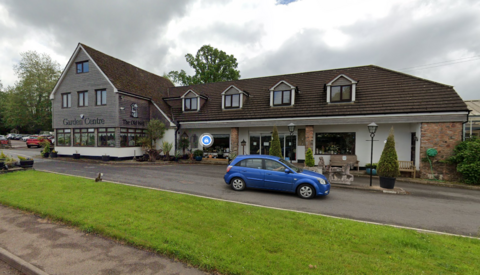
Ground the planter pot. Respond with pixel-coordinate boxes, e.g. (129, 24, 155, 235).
(0, 162, 4, 170)
(379, 176, 396, 189)
(195, 156, 202, 161)
(102, 155, 110, 162)
(20, 160, 34, 168)
(365, 168, 377, 175)
(43, 152, 50, 158)
(73, 153, 80, 159)
(50, 152, 58, 158)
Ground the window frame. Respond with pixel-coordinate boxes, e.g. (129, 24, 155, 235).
(314, 132, 356, 155)
(73, 128, 95, 147)
(61, 93, 71, 108)
(98, 128, 116, 147)
(76, 61, 89, 74)
(330, 85, 352, 102)
(120, 128, 146, 147)
(96, 89, 107, 106)
(224, 94, 240, 109)
(77, 91, 88, 107)
(56, 129, 72, 147)
(273, 90, 291, 106)
(184, 97, 198, 111)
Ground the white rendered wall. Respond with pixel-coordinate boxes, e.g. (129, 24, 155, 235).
(56, 146, 143, 158)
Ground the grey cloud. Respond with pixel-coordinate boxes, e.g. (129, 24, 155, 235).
(241, 2, 480, 99)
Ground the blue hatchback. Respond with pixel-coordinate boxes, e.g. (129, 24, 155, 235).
(224, 155, 330, 199)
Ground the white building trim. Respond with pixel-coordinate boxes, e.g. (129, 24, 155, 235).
(269, 80, 296, 107)
(326, 74, 357, 103)
(221, 85, 247, 110)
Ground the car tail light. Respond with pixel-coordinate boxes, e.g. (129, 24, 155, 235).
(226, 165, 233, 173)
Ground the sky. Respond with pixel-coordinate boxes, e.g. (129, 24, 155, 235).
(0, 0, 479, 99)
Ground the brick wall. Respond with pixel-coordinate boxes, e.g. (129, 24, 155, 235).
(305, 125, 314, 152)
(231, 127, 239, 155)
(420, 122, 462, 181)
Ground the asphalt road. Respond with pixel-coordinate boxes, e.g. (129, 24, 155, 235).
(3, 146, 480, 237)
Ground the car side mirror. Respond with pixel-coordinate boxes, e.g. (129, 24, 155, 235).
(284, 168, 291, 173)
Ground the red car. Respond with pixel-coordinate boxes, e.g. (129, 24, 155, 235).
(27, 136, 53, 148)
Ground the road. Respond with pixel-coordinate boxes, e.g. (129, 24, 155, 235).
(3, 146, 480, 237)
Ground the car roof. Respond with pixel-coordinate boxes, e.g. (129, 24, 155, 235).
(234, 155, 281, 160)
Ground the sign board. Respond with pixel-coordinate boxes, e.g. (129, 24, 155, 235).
(199, 133, 214, 147)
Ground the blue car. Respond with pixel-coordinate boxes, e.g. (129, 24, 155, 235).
(224, 155, 330, 199)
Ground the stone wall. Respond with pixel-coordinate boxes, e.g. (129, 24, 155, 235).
(230, 127, 239, 155)
(420, 122, 463, 181)
(305, 125, 314, 152)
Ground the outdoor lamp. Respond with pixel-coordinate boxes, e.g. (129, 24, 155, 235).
(241, 139, 246, 155)
(367, 122, 378, 187)
(288, 123, 296, 134)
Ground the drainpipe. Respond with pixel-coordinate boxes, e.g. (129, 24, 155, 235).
(463, 110, 471, 141)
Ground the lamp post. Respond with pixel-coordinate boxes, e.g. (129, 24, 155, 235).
(288, 123, 296, 163)
(241, 139, 246, 155)
(368, 122, 378, 187)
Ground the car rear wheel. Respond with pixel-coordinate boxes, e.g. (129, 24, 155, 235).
(231, 178, 246, 191)
(27, 145, 31, 148)
(297, 184, 315, 199)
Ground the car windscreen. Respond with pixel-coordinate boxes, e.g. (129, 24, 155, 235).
(278, 158, 301, 172)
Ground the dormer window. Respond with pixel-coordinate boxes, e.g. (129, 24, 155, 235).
(221, 85, 248, 110)
(326, 74, 357, 103)
(269, 81, 296, 107)
(184, 98, 197, 111)
(331, 85, 352, 102)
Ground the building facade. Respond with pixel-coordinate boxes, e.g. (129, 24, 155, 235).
(50, 44, 470, 179)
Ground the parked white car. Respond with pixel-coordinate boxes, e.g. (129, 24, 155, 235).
(22, 136, 31, 142)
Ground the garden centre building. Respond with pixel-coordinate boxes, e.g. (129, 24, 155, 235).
(50, 43, 470, 179)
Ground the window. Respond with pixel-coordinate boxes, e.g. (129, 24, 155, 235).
(225, 94, 240, 108)
(76, 61, 89, 73)
(78, 91, 88, 107)
(264, 160, 285, 171)
(56, 129, 71, 146)
(62, 93, 71, 108)
(273, 90, 291, 106)
(98, 128, 116, 147)
(120, 128, 146, 147)
(184, 98, 197, 111)
(331, 85, 352, 102)
(236, 159, 263, 169)
(96, 90, 107, 106)
(73, 129, 95, 146)
(203, 134, 230, 153)
(315, 132, 356, 155)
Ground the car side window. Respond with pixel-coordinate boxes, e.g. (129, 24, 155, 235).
(264, 160, 285, 171)
(236, 159, 263, 169)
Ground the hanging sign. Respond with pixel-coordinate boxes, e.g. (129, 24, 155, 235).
(199, 133, 214, 147)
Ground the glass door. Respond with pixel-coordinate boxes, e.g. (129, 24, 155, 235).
(250, 135, 260, 154)
(285, 135, 296, 161)
(261, 135, 272, 155)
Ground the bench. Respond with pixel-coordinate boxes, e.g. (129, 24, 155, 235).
(398, 161, 416, 178)
(328, 155, 359, 171)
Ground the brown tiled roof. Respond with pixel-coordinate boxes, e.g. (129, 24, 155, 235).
(80, 43, 174, 118)
(167, 65, 469, 122)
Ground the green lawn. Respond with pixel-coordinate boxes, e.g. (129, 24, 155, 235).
(0, 171, 479, 274)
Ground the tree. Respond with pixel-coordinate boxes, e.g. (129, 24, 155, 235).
(305, 148, 315, 167)
(168, 45, 240, 86)
(269, 126, 283, 158)
(0, 81, 8, 134)
(1, 51, 61, 134)
(377, 127, 400, 178)
(139, 119, 166, 162)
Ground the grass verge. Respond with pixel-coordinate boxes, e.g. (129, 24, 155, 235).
(0, 171, 479, 274)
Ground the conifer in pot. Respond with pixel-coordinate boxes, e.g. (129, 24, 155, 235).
(377, 127, 400, 189)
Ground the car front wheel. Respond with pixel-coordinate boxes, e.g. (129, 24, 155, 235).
(231, 178, 246, 191)
(297, 184, 315, 199)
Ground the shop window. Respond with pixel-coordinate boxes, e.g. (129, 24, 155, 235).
(315, 132, 355, 155)
(96, 89, 107, 106)
(73, 129, 95, 146)
(76, 61, 89, 74)
(78, 91, 88, 107)
(120, 128, 146, 147)
(203, 134, 230, 154)
(98, 128, 116, 147)
(62, 93, 71, 108)
(56, 129, 71, 146)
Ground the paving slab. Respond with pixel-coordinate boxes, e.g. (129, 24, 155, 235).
(0, 205, 207, 275)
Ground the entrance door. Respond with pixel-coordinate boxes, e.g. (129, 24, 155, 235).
(411, 133, 416, 164)
(261, 135, 271, 155)
(285, 135, 296, 161)
(250, 135, 260, 155)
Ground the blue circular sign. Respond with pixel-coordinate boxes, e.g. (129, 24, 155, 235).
(199, 133, 214, 147)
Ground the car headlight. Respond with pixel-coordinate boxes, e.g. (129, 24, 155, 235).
(317, 178, 327, 185)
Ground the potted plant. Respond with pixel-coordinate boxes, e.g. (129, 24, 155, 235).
(0, 151, 6, 169)
(194, 150, 203, 161)
(4, 155, 17, 168)
(102, 154, 110, 162)
(50, 150, 58, 158)
(18, 155, 34, 168)
(377, 128, 400, 189)
(73, 150, 80, 159)
(217, 148, 224, 158)
(174, 152, 181, 162)
(365, 163, 377, 175)
(40, 138, 51, 158)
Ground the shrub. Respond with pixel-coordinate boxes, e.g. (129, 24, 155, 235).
(0, 151, 6, 159)
(162, 141, 173, 159)
(17, 155, 27, 161)
(305, 148, 315, 167)
(179, 138, 190, 155)
(269, 126, 283, 158)
(449, 137, 480, 185)
(193, 150, 203, 157)
(377, 127, 400, 178)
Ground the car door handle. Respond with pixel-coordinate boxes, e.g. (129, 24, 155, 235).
(242, 170, 247, 172)
(266, 173, 272, 175)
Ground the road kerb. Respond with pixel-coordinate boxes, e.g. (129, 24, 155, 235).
(0, 246, 49, 275)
